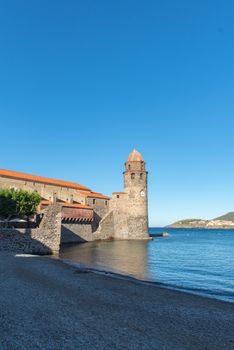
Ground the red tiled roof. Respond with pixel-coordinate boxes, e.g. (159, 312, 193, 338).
(0, 169, 91, 191)
(78, 191, 110, 200)
(40, 200, 93, 221)
(40, 200, 92, 210)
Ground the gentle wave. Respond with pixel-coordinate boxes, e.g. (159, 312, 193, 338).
(59, 228, 234, 303)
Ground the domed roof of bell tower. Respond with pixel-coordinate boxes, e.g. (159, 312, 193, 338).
(127, 149, 144, 162)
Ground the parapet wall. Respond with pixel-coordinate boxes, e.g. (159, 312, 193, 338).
(0, 204, 62, 255)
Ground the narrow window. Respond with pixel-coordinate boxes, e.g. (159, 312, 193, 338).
(140, 173, 143, 179)
(131, 173, 135, 179)
(105, 200, 108, 206)
(93, 199, 96, 205)
(128, 164, 131, 170)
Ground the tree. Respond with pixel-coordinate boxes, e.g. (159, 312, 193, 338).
(12, 189, 41, 220)
(0, 190, 17, 221)
(0, 189, 41, 225)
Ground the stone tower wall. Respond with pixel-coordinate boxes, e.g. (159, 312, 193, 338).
(97, 151, 150, 240)
(123, 158, 149, 239)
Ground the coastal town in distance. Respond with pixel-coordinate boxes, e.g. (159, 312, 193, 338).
(0, 1, 234, 350)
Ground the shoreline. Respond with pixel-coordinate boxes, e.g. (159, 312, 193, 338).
(1, 251, 234, 349)
(58, 257, 234, 304)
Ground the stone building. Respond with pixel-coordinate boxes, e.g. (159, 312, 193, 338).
(97, 149, 149, 240)
(0, 149, 150, 242)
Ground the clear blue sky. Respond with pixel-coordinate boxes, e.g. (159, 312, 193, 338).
(0, 0, 234, 226)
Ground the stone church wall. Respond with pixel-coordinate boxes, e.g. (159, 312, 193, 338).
(0, 149, 150, 243)
(0, 176, 77, 203)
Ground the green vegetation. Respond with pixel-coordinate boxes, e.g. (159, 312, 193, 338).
(168, 212, 234, 228)
(167, 219, 202, 226)
(214, 212, 234, 221)
(176, 219, 201, 223)
(0, 189, 41, 224)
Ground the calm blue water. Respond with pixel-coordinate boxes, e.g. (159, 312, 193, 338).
(59, 228, 234, 302)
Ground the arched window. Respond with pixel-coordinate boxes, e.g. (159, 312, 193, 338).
(131, 173, 135, 179)
(128, 164, 131, 170)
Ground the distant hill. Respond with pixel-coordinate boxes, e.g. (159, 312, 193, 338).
(213, 212, 234, 221)
(167, 219, 205, 228)
(167, 212, 234, 229)
(171, 219, 202, 224)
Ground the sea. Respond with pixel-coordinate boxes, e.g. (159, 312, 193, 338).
(59, 228, 234, 303)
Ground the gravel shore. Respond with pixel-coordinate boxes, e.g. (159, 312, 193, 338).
(0, 252, 233, 350)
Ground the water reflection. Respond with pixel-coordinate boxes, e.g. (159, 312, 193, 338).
(59, 229, 234, 302)
(60, 240, 151, 280)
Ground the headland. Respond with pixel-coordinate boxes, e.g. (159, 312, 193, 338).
(168, 212, 234, 229)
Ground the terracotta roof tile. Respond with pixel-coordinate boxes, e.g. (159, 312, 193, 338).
(0, 169, 90, 191)
(40, 200, 92, 210)
(78, 191, 110, 200)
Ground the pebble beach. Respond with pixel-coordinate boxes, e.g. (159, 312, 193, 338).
(0, 252, 234, 350)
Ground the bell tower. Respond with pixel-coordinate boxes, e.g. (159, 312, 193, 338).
(124, 149, 149, 238)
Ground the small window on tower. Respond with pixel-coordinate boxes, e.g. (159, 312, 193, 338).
(117, 195, 120, 198)
(140, 173, 143, 179)
(128, 164, 131, 170)
(131, 173, 135, 179)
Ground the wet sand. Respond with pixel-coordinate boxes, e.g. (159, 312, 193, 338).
(0, 252, 233, 350)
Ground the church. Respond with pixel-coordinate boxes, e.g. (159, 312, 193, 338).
(0, 150, 150, 241)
